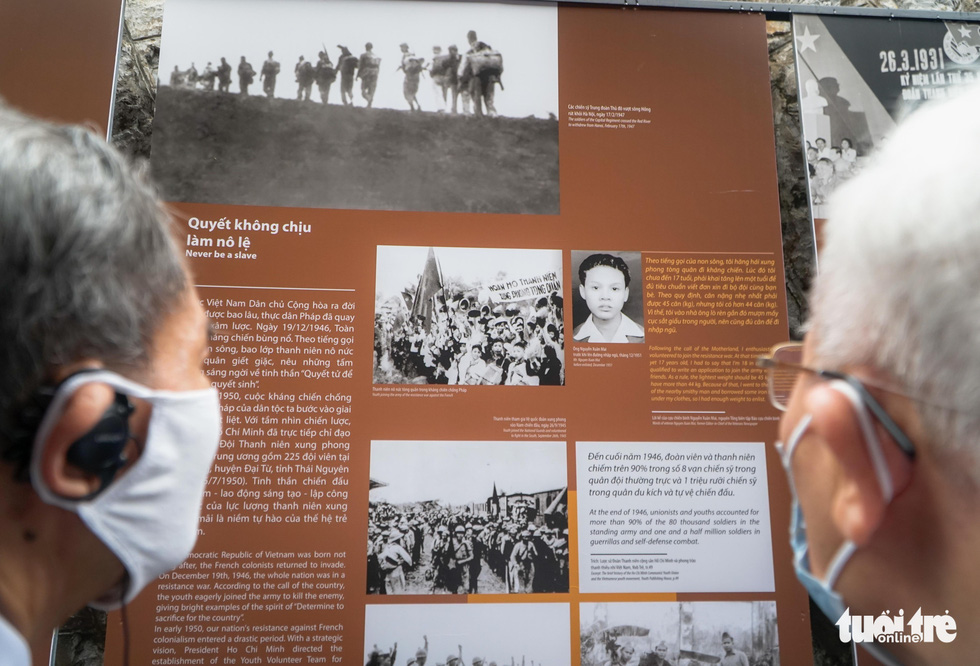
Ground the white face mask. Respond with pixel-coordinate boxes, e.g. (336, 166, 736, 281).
(30, 370, 221, 609)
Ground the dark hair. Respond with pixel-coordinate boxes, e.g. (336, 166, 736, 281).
(578, 253, 631, 287)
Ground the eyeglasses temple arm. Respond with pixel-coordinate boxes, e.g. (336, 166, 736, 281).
(817, 370, 917, 459)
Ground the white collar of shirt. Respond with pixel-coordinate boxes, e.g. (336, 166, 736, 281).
(0, 613, 31, 666)
(574, 313, 644, 343)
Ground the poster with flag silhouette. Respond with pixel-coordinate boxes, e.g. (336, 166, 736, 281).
(373, 245, 564, 385)
(794, 15, 980, 222)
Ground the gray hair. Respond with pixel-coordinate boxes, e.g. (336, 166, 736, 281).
(811, 84, 980, 483)
(0, 105, 188, 474)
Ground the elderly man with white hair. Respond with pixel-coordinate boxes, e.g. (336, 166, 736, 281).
(758, 85, 980, 665)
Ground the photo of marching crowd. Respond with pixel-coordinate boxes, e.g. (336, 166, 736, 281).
(374, 246, 565, 385)
(151, 0, 559, 214)
(367, 440, 569, 595)
(364, 602, 571, 665)
(580, 601, 779, 666)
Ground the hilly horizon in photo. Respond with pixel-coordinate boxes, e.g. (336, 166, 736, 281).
(150, 86, 560, 214)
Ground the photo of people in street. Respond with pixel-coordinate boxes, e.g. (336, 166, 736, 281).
(581, 601, 779, 666)
(367, 440, 568, 595)
(152, 0, 559, 214)
(364, 602, 570, 665)
(374, 246, 564, 385)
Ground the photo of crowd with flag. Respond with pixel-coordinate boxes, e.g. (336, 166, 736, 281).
(374, 246, 565, 385)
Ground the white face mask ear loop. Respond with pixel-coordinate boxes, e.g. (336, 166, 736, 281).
(822, 540, 858, 589)
(783, 413, 813, 570)
(826, 380, 895, 502)
(783, 414, 812, 461)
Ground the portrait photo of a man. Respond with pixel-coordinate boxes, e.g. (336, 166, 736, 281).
(571, 251, 644, 344)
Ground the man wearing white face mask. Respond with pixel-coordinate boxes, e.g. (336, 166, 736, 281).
(758, 85, 980, 665)
(0, 103, 221, 664)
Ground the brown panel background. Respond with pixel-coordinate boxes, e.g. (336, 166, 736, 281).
(77, 5, 811, 666)
(0, 0, 122, 132)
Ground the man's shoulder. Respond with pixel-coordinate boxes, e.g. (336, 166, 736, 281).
(572, 317, 595, 340)
(619, 313, 645, 342)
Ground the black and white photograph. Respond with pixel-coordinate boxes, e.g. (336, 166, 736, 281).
(151, 0, 560, 214)
(374, 246, 565, 385)
(794, 15, 980, 218)
(367, 439, 568, 596)
(364, 602, 570, 665)
(580, 601, 779, 666)
(571, 250, 645, 345)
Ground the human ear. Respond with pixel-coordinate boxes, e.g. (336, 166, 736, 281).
(579, 283, 587, 301)
(804, 379, 913, 547)
(37, 381, 119, 499)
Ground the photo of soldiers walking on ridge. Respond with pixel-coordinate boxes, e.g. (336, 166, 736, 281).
(365, 603, 571, 665)
(160, 0, 558, 119)
(367, 440, 569, 596)
(151, 0, 558, 215)
(165, 29, 505, 117)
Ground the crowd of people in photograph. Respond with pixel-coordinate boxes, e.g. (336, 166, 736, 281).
(375, 292, 565, 386)
(367, 634, 548, 666)
(166, 29, 503, 116)
(806, 136, 861, 205)
(584, 631, 772, 666)
(367, 503, 569, 596)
